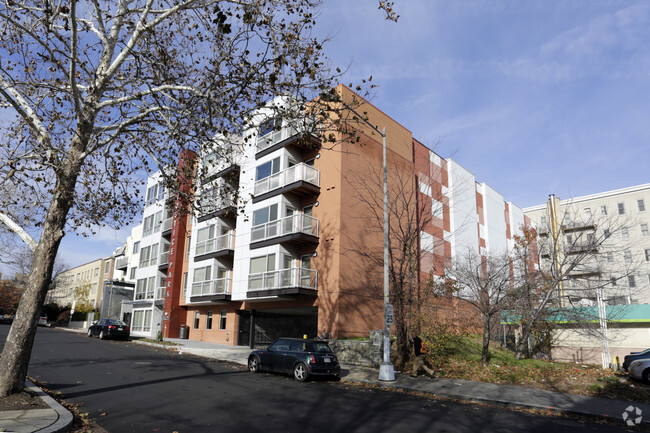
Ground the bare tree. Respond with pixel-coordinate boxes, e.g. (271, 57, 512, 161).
(444, 249, 512, 367)
(512, 202, 645, 365)
(344, 158, 435, 367)
(0, 0, 398, 396)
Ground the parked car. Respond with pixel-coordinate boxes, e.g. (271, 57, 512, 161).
(629, 359, 650, 384)
(87, 318, 130, 341)
(38, 313, 48, 326)
(248, 338, 340, 382)
(622, 348, 650, 372)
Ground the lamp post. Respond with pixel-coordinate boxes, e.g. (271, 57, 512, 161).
(347, 106, 395, 381)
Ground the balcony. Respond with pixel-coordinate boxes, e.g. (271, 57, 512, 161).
(134, 287, 165, 302)
(253, 163, 320, 203)
(250, 214, 318, 249)
(562, 221, 596, 233)
(159, 251, 170, 269)
(255, 125, 321, 159)
(247, 267, 317, 298)
(564, 240, 598, 255)
(115, 256, 128, 270)
(190, 277, 232, 303)
(194, 232, 235, 262)
(197, 193, 237, 223)
(161, 217, 173, 235)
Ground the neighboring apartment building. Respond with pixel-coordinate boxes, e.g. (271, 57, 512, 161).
(47, 257, 115, 310)
(117, 86, 529, 345)
(524, 184, 650, 363)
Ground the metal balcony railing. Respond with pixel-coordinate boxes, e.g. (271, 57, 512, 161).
(256, 123, 317, 153)
(191, 277, 232, 297)
(251, 214, 318, 243)
(195, 232, 235, 256)
(248, 267, 317, 291)
(254, 163, 320, 197)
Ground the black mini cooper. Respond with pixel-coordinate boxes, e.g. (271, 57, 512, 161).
(248, 338, 340, 381)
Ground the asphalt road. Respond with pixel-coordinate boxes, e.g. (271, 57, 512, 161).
(0, 325, 635, 432)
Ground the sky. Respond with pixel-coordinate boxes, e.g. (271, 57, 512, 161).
(5, 0, 650, 275)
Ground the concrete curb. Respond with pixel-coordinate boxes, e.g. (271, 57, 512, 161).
(25, 380, 73, 433)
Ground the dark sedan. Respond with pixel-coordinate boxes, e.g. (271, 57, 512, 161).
(248, 338, 340, 382)
(87, 318, 130, 341)
(623, 348, 650, 372)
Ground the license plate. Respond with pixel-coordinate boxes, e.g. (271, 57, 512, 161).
(118, 327, 124, 331)
(324, 357, 331, 363)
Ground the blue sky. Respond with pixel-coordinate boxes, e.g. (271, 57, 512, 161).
(7, 0, 650, 274)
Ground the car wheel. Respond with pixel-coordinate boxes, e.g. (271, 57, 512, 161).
(99, 330, 106, 340)
(248, 356, 261, 373)
(87, 329, 93, 338)
(643, 368, 650, 385)
(293, 363, 308, 382)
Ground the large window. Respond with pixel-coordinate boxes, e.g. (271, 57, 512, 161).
(256, 157, 281, 181)
(638, 199, 646, 212)
(139, 244, 159, 268)
(253, 204, 278, 226)
(135, 277, 156, 300)
(642, 224, 649, 237)
(132, 310, 152, 332)
(193, 312, 200, 329)
(249, 254, 276, 290)
(618, 202, 625, 215)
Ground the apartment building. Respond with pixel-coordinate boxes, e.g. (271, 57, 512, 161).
(47, 257, 115, 310)
(524, 184, 650, 363)
(114, 86, 529, 345)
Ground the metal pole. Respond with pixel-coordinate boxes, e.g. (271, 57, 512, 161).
(379, 127, 395, 381)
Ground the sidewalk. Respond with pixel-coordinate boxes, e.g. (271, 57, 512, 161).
(2, 328, 649, 432)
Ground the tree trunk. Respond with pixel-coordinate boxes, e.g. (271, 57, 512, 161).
(0, 135, 86, 397)
(481, 315, 491, 367)
(515, 322, 533, 359)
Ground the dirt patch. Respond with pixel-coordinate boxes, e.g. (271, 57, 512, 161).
(0, 388, 48, 411)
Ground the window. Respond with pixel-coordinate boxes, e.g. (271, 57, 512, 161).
(255, 157, 281, 181)
(610, 277, 617, 286)
(206, 312, 213, 330)
(604, 229, 610, 238)
(566, 234, 573, 244)
(621, 227, 629, 240)
(94, 267, 99, 277)
(249, 254, 276, 289)
(129, 267, 137, 280)
(638, 199, 646, 212)
(540, 216, 547, 226)
(193, 312, 200, 329)
(186, 236, 191, 260)
(628, 275, 636, 288)
(219, 311, 227, 330)
(259, 117, 279, 136)
(618, 202, 625, 215)
(143, 215, 154, 236)
(193, 266, 213, 290)
(252, 204, 278, 226)
(601, 205, 607, 215)
(132, 310, 152, 332)
(584, 208, 592, 221)
(607, 252, 613, 262)
(182, 272, 188, 298)
(624, 250, 632, 264)
(135, 276, 156, 300)
(420, 231, 435, 253)
(641, 224, 649, 237)
(105, 261, 110, 273)
(645, 249, 650, 262)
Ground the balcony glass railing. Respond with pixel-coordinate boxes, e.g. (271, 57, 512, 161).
(191, 277, 232, 297)
(162, 217, 173, 232)
(251, 214, 318, 243)
(195, 232, 235, 256)
(254, 163, 319, 197)
(159, 252, 170, 266)
(115, 256, 128, 269)
(248, 267, 317, 291)
(199, 194, 236, 215)
(256, 122, 317, 153)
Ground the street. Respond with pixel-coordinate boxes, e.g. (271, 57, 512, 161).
(0, 325, 635, 432)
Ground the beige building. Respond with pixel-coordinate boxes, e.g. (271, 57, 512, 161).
(47, 257, 115, 310)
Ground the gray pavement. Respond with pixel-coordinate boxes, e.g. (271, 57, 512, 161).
(2, 327, 649, 432)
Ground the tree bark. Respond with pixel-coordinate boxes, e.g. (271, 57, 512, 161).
(0, 133, 86, 397)
(481, 315, 491, 367)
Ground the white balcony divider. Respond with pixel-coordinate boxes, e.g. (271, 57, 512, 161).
(195, 232, 235, 256)
(159, 251, 170, 266)
(251, 214, 318, 243)
(254, 163, 319, 196)
(191, 277, 232, 297)
(162, 217, 173, 232)
(248, 267, 317, 291)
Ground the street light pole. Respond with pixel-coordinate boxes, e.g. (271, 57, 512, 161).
(344, 105, 395, 381)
